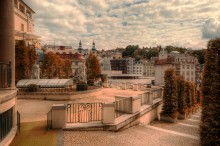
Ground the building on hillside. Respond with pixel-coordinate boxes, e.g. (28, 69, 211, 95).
(143, 60, 155, 77)
(154, 49, 200, 85)
(110, 58, 128, 74)
(126, 58, 143, 75)
(100, 56, 112, 72)
(14, 0, 41, 48)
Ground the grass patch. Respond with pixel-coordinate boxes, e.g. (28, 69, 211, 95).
(10, 121, 58, 146)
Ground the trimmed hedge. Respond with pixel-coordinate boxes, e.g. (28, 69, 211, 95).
(27, 84, 39, 92)
(87, 79, 94, 86)
(76, 82, 88, 91)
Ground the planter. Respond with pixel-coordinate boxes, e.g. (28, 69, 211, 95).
(178, 113, 187, 120)
(160, 114, 177, 123)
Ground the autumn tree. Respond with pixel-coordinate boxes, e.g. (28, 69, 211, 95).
(63, 59, 72, 78)
(15, 40, 37, 83)
(86, 52, 101, 80)
(200, 38, 220, 146)
(161, 68, 178, 118)
(41, 52, 63, 78)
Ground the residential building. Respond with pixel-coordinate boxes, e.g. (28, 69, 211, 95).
(14, 0, 41, 48)
(126, 58, 143, 75)
(154, 49, 200, 85)
(110, 58, 128, 74)
(143, 61, 155, 77)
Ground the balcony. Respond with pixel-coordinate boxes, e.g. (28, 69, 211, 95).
(0, 62, 12, 88)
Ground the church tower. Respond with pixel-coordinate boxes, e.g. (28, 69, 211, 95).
(91, 40, 96, 53)
(78, 40, 83, 53)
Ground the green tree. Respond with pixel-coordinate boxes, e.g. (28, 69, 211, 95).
(86, 52, 101, 80)
(161, 68, 178, 118)
(200, 38, 220, 146)
(176, 76, 187, 115)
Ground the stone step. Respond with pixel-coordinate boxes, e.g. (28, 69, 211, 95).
(150, 120, 199, 137)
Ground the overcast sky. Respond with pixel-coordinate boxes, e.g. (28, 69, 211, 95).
(23, 0, 220, 50)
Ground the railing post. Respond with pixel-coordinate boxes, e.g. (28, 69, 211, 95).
(131, 96, 141, 114)
(102, 103, 115, 124)
(51, 104, 66, 129)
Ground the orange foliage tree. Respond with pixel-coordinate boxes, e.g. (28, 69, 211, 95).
(15, 40, 37, 83)
(86, 52, 101, 80)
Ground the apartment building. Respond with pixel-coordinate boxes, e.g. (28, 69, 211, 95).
(126, 58, 143, 75)
(154, 50, 200, 85)
(143, 61, 155, 77)
(14, 0, 41, 48)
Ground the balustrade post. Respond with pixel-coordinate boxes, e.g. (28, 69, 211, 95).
(51, 104, 66, 129)
(102, 103, 115, 124)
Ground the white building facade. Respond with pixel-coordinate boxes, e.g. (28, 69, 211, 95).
(154, 50, 200, 85)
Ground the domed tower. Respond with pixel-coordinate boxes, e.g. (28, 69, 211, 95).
(91, 40, 96, 53)
(78, 40, 83, 53)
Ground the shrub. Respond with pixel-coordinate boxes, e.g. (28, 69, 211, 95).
(76, 82, 88, 91)
(27, 84, 39, 92)
(200, 38, 220, 146)
(100, 74, 108, 82)
(161, 68, 178, 118)
(87, 79, 94, 86)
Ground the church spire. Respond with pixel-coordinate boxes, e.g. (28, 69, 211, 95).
(78, 40, 82, 51)
(92, 40, 96, 51)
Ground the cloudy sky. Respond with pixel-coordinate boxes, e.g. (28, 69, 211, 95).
(23, 0, 220, 50)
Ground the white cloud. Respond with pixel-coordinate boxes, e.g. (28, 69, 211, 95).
(23, 0, 220, 50)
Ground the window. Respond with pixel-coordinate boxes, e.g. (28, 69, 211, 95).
(187, 65, 189, 69)
(191, 71, 194, 75)
(182, 65, 185, 69)
(21, 23, 24, 31)
(0, 107, 13, 141)
(187, 71, 189, 75)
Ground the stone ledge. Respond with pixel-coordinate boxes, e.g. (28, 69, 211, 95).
(0, 90, 17, 104)
(0, 127, 17, 146)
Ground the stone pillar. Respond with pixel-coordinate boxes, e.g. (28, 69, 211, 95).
(103, 81, 109, 88)
(52, 104, 66, 129)
(0, 0, 15, 88)
(149, 91, 153, 104)
(133, 84, 138, 91)
(102, 103, 115, 124)
(131, 96, 141, 114)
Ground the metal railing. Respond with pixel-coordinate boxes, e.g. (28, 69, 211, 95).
(0, 108, 13, 142)
(0, 62, 11, 88)
(47, 109, 52, 129)
(17, 111, 20, 132)
(66, 103, 103, 123)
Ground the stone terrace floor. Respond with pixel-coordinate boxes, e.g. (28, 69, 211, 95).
(63, 110, 201, 146)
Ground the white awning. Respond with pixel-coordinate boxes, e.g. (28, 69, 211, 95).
(16, 79, 73, 88)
